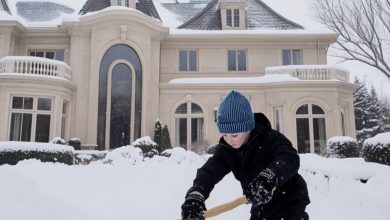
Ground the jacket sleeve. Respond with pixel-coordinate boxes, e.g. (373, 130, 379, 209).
(267, 131, 300, 186)
(191, 146, 232, 199)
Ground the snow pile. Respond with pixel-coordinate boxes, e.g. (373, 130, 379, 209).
(102, 145, 144, 165)
(131, 136, 157, 146)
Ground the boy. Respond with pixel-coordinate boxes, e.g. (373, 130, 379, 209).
(181, 90, 310, 220)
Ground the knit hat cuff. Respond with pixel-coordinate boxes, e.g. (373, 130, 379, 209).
(217, 119, 255, 134)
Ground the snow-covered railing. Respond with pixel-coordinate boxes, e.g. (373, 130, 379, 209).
(265, 65, 349, 82)
(0, 56, 72, 80)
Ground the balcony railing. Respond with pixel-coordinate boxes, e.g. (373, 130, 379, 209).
(0, 56, 72, 80)
(265, 65, 349, 82)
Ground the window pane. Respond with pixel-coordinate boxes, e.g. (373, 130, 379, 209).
(62, 102, 68, 114)
(191, 103, 203, 114)
(228, 50, 236, 71)
(312, 104, 325, 114)
(35, 114, 51, 142)
(175, 103, 187, 114)
(282, 50, 291, 65)
(296, 104, 308, 114)
(189, 50, 197, 71)
(45, 52, 55, 59)
(292, 49, 302, 65)
(234, 9, 240, 27)
(55, 50, 65, 61)
(38, 98, 52, 111)
(191, 118, 204, 144)
(24, 97, 33, 109)
(274, 107, 283, 132)
(9, 113, 22, 141)
(313, 118, 326, 155)
(175, 118, 187, 148)
(237, 50, 246, 71)
(34, 52, 44, 57)
(341, 112, 345, 136)
(179, 50, 188, 71)
(12, 97, 23, 109)
(296, 118, 310, 153)
(227, 9, 232, 27)
(61, 117, 66, 139)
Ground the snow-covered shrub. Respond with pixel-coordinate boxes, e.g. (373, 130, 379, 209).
(132, 136, 158, 157)
(74, 150, 107, 165)
(362, 132, 390, 165)
(68, 137, 81, 150)
(326, 136, 360, 158)
(51, 137, 66, 145)
(102, 145, 143, 165)
(0, 142, 74, 165)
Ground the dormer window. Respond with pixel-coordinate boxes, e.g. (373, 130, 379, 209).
(227, 9, 240, 27)
(117, 0, 129, 7)
(219, 0, 246, 30)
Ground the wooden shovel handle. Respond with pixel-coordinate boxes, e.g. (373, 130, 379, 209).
(203, 196, 248, 218)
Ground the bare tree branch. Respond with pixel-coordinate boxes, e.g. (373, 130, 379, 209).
(312, 0, 390, 79)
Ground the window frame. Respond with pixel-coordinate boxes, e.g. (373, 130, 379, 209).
(227, 49, 247, 71)
(173, 101, 205, 151)
(178, 49, 198, 72)
(8, 95, 53, 142)
(29, 50, 65, 61)
(295, 103, 327, 155)
(282, 49, 302, 65)
(226, 8, 240, 27)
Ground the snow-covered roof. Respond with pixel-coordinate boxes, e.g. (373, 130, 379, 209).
(0, 0, 330, 32)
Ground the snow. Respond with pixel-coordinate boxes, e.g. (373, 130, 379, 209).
(0, 141, 74, 153)
(327, 136, 356, 144)
(1, 143, 390, 220)
(169, 74, 299, 84)
(364, 132, 390, 145)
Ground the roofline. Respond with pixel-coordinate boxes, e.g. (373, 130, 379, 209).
(256, 0, 304, 29)
(177, 0, 218, 29)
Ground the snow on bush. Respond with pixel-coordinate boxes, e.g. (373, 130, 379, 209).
(131, 136, 159, 157)
(326, 136, 360, 158)
(0, 141, 74, 165)
(102, 145, 144, 165)
(362, 132, 390, 165)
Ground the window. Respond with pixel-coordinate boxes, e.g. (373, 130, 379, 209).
(179, 49, 198, 72)
(273, 106, 283, 132)
(9, 96, 52, 142)
(117, 0, 129, 7)
(61, 101, 69, 139)
(174, 102, 204, 152)
(295, 104, 326, 155)
(227, 9, 240, 27)
(30, 50, 65, 61)
(228, 50, 246, 71)
(282, 49, 302, 65)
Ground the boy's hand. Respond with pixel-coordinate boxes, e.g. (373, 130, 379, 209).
(244, 169, 277, 207)
(181, 191, 206, 220)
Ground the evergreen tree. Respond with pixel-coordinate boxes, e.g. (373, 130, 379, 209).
(161, 125, 172, 152)
(353, 77, 371, 146)
(380, 99, 390, 132)
(153, 120, 162, 148)
(366, 86, 383, 137)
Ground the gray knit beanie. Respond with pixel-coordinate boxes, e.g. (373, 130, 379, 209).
(217, 90, 255, 133)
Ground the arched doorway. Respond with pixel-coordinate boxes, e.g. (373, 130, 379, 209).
(97, 44, 142, 150)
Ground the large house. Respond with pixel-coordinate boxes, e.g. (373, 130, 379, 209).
(0, 0, 356, 154)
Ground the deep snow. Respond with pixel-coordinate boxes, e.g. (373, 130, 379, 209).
(0, 145, 390, 220)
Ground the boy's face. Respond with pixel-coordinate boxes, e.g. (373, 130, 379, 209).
(222, 131, 250, 149)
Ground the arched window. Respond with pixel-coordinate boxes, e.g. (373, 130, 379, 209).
(174, 102, 204, 151)
(295, 104, 326, 154)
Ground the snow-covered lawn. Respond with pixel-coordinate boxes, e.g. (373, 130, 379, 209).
(0, 147, 390, 220)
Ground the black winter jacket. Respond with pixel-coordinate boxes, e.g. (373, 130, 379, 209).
(190, 113, 310, 210)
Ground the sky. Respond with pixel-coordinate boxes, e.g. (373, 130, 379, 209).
(0, 135, 390, 220)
